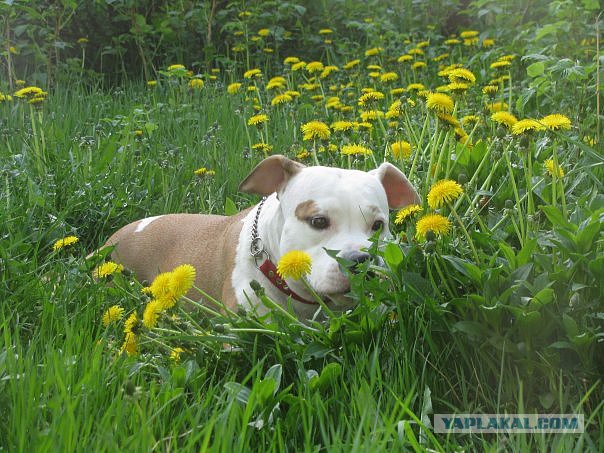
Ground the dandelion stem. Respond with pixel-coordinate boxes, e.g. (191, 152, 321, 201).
(448, 202, 480, 264)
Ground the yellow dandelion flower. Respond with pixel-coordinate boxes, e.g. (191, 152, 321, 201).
(291, 61, 306, 71)
(398, 54, 413, 63)
(491, 111, 518, 129)
(390, 141, 412, 159)
(394, 204, 423, 224)
(462, 115, 480, 126)
(53, 235, 79, 251)
(365, 47, 383, 57)
(512, 118, 546, 135)
(341, 144, 373, 156)
(227, 82, 242, 94)
(482, 85, 499, 95)
(320, 65, 339, 78)
(436, 113, 459, 127)
(380, 72, 399, 83)
(448, 68, 476, 84)
(407, 83, 425, 91)
(541, 114, 571, 130)
(143, 299, 164, 328)
(93, 261, 124, 279)
(318, 28, 333, 35)
(331, 121, 355, 132)
(444, 38, 461, 45)
(433, 53, 449, 62)
(252, 143, 273, 154)
(148, 272, 174, 302)
(167, 64, 185, 71)
(277, 250, 312, 280)
(486, 101, 508, 113)
(490, 60, 511, 70)
(243, 68, 262, 79)
(446, 82, 469, 93)
(170, 347, 185, 361)
(390, 87, 406, 96)
(482, 38, 495, 47)
(343, 59, 360, 69)
(306, 61, 324, 73)
(544, 159, 564, 178)
(14, 86, 44, 98)
(169, 264, 196, 299)
(102, 305, 125, 326)
(360, 110, 385, 121)
(426, 93, 454, 114)
(147, 80, 157, 87)
(248, 114, 269, 127)
(412, 62, 427, 70)
(358, 91, 385, 106)
(258, 28, 270, 37)
(124, 312, 139, 334)
(271, 93, 293, 105)
(284, 56, 300, 65)
(415, 213, 451, 240)
(427, 179, 464, 209)
(460, 30, 479, 38)
(121, 332, 137, 356)
(188, 79, 204, 89)
(301, 121, 331, 141)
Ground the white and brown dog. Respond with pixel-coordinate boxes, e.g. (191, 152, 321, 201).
(103, 155, 419, 318)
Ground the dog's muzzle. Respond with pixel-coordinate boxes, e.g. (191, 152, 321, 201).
(338, 251, 380, 274)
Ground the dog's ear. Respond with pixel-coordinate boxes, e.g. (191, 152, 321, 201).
(369, 163, 420, 209)
(239, 155, 305, 195)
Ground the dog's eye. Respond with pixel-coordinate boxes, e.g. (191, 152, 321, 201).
(371, 220, 384, 232)
(309, 216, 330, 230)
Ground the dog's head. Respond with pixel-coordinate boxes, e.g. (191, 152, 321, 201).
(240, 155, 419, 306)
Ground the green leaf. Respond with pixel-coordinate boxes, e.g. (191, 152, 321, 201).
(452, 321, 490, 339)
(575, 219, 601, 253)
(264, 364, 282, 395)
(527, 62, 545, 78)
(540, 205, 576, 231)
(562, 314, 578, 337)
(224, 197, 238, 216)
(383, 242, 404, 269)
(529, 288, 555, 309)
(442, 255, 482, 284)
(310, 363, 342, 390)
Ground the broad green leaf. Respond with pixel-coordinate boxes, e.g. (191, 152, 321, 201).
(383, 242, 404, 268)
(224, 197, 238, 216)
(527, 62, 545, 78)
(562, 314, 578, 337)
(529, 288, 555, 309)
(540, 205, 576, 231)
(442, 255, 482, 284)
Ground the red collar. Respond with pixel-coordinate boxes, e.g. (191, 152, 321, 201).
(258, 259, 318, 305)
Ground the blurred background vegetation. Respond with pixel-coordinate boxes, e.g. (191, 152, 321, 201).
(1, 0, 601, 86)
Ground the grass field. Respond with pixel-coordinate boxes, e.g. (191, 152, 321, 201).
(2, 7, 603, 451)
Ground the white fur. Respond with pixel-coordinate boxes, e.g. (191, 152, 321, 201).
(231, 165, 393, 318)
(135, 215, 163, 233)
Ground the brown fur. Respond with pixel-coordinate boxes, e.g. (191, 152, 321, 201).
(294, 200, 319, 221)
(104, 208, 252, 310)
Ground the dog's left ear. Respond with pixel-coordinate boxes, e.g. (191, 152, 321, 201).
(369, 163, 420, 209)
(239, 155, 305, 196)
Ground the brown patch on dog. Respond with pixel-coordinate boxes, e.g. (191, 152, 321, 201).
(295, 200, 319, 221)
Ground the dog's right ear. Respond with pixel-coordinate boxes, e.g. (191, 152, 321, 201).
(239, 155, 305, 196)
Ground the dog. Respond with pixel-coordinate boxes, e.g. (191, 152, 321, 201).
(103, 155, 419, 318)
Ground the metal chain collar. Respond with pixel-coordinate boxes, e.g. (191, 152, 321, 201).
(250, 196, 269, 266)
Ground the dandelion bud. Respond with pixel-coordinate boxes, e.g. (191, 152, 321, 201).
(425, 230, 437, 242)
(458, 173, 468, 184)
(214, 324, 226, 333)
(505, 199, 514, 209)
(249, 280, 265, 296)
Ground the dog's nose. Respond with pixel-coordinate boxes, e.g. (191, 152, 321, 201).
(339, 251, 372, 274)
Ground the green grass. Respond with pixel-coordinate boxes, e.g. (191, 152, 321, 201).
(2, 21, 603, 450)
